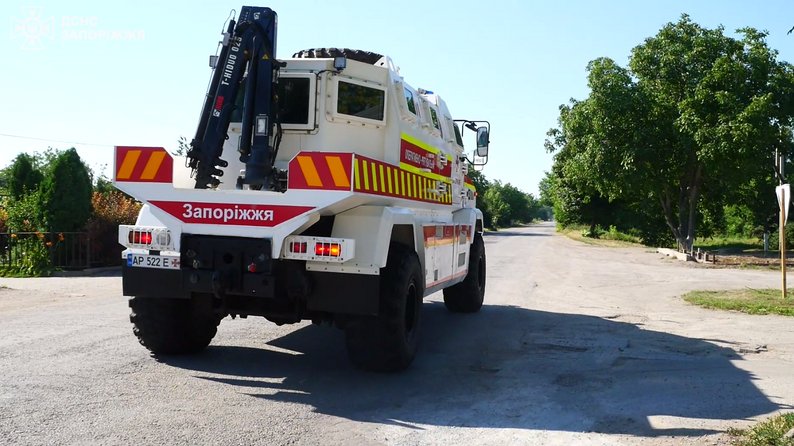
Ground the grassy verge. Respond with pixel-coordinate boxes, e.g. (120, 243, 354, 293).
(694, 236, 762, 252)
(728, 413, 794, 445)
(683, 289, 794, 316)
(559, 225, 645, 248)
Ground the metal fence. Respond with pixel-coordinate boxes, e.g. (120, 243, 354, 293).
(0, 232, 91, 270)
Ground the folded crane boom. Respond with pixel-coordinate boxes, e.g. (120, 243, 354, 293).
(187, 6, 280, 190)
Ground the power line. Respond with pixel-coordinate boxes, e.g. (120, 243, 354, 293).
(0, 132, 113, 148)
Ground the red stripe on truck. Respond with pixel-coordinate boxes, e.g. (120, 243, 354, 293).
(149, 201, 314, 227)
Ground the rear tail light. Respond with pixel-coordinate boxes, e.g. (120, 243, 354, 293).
(128, 230, 153, 245)
(289, 241, 308, 254)
(314, 242, 341, 257)
(120, 226, 174, 250)
(282, 236, 354, 262)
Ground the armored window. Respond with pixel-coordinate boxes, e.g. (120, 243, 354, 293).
(454, 123, 464, 147)
(429, 107, 442, 136)
(277, 77, 311, 124)
(429, 108, 440, 129)
(404, 87, 417, 115)
(337, 81, 385, 121)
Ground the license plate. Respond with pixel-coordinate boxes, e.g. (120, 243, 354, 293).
(126, 253, 180, 269)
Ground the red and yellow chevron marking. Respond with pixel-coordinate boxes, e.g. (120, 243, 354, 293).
(114, 147, 173, 183)
(353, 155, 452, 205)
(287, 152, 353, 191)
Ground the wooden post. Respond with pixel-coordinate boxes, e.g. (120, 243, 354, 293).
(782, 187, 787, 300)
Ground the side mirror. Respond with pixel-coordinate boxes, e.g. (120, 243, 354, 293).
(209, 55, 219, 69)
(476, 126, 489, 157)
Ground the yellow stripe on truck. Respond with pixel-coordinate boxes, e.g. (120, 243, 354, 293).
(140, 151, 166, 180)
(325, 156, 350, 188)
(297, 156, 322, 187)
(117, 150, 141, 180)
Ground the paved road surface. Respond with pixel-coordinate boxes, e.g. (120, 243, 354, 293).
(1, 222, 792, 445)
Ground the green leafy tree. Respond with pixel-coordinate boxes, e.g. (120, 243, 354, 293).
(483, 186, 509, 228)
(467, 168, 494, 228)
(546, 15, 794, 250)
(7, 153, 43, 201)
(39, 148, 93, 232)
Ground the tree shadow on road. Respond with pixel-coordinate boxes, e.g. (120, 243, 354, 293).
(161, 302, 780, 438)
(486, 230, 550, 238)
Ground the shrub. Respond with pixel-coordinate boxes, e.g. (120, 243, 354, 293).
(7, 153, 43, 201)
(39, 148, 93, 232)
(0, 233, 53, 277)
(0, 206, 7, 233)
(4, 192, 45, 232)
(768, 224, 794, 250)
(85, 191, 141, 266)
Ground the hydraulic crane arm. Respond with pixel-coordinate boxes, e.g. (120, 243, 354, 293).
(187, 6, 281, 190)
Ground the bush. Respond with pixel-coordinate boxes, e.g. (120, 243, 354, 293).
(0, 233, 53, 277)
(602, 225, 642, 243)
(85, 191, 141, 266)
(0, 206, 8, 233)
(580, 225, 642, 244)
(39, 148, 93, 232)
(4, 192, 45, 232)
(7, 153, 43, 201)
(768, 224, 794, 250)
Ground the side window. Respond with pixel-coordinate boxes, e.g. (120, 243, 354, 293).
(404, 87, 416, 115)
(429, 107, 442, 136)
(277, 77, 310, 124)
(337, 80, 385, 121)
(454, 123, 464, 147)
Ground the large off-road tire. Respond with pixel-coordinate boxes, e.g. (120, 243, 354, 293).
(292, 48, 384, 65)
(129, 294, 222, 355)
(344, 243, 423, 372)
(443, 233, 486, 313)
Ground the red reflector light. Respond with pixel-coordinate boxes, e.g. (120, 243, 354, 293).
(314, 242, 341, 257)
(290, 241, 307, 254)
(128, 231, 152, 245)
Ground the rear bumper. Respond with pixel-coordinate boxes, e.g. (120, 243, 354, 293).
(122, 264, 183, 298)
(121, 262, 379, 316)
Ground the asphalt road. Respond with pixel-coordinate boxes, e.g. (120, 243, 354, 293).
(1, 222, 793, 445)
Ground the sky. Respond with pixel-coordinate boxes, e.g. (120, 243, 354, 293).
(1, 0, 793, 196)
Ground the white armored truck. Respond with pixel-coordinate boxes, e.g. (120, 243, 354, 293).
(114, 6, 490, 371)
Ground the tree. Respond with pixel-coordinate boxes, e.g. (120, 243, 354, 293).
(39, 148, 93, 232)
(7, 153, 43, 200)
(467, 169, 494, 228)
(546, 15, 794, 250)
(538, 172, 556, 208)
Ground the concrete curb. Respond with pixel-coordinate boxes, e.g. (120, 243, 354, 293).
(657, 247, 693, 262)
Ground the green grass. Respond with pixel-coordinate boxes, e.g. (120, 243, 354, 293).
(694, 236, 762, 252)
(559, 225, 645, 248)
(683, 289, 794, 316)
(728, 413, 794, 445)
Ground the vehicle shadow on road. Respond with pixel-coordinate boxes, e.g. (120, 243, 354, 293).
(162, 302, 780, 438)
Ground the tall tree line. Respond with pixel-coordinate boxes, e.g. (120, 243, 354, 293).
(544, 15, 794, 249)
